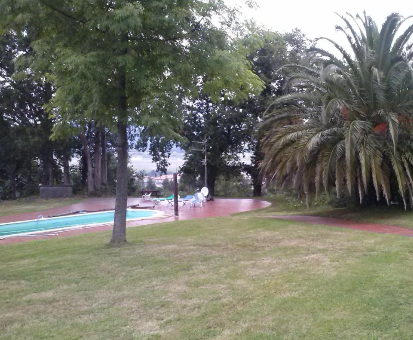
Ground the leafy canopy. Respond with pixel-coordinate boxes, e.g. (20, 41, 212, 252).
(1, 0, 263, 135)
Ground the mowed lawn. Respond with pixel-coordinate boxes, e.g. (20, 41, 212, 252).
(2, 211, 413, 339)
(0, 196, 86, 217)
(241, 195, 413, 230)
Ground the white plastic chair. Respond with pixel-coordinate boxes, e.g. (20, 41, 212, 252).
(142, 192, 152, 201)
(190, 192, 204, 207)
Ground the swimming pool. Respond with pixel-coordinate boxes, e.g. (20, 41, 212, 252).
(0, 209, 164, 238)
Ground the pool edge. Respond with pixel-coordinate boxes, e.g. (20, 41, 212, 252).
(0, 209, 167, 239)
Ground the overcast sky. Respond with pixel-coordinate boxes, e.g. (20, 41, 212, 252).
(132, 1, 413, 172)
(230, 0, 412, 40)
(130, 149, 186, 172)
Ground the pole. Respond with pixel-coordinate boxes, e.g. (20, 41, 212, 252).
(204, 135, 207, 189)
(173, 173, 179, 217)
(190, 139, 207, 190)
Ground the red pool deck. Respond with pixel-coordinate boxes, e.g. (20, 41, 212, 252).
(0, 198, 270, 244)
(269, 215, 413, 237)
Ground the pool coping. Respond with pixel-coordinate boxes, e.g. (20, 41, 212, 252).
(0, 208, 167, 239)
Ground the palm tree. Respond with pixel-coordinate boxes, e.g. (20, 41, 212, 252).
(261, 13, 413, 207)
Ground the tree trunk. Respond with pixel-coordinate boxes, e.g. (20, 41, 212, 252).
(42, 154, 53, 185)
(80, 127, 94, 194)
(207, 177, 216, 196)
(110, 63, 128, 245)
(44, 83, 54, 186)
(101, 128, 107, 186)
(47, 155, 53, 185)
(81, 153, 87, 187)
(111, 121, 128, 244)
(63, 154, 71, 185)
(93, 128, 102, 192)
(9, 167, 16, 199)
(251, 143, 263, 197)
(252, 179, 262, 197)
(206, 165, 217, 197)
(42, 158, 48, 185)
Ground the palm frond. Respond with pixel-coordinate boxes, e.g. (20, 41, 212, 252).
(261, 12, 413, 207)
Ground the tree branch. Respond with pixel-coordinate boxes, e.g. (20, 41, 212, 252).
(39, 0, 87, 25)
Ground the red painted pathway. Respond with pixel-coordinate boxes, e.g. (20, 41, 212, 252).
(269, 215, 413, 237)
(0, 198, 270, 245)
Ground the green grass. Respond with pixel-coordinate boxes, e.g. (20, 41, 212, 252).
(242, 195, 413, 230)
(3, 211, 413, 339)
(0, 196, 87, 217)
(313, 204, 413, 228)
(236, 195, 340, 218)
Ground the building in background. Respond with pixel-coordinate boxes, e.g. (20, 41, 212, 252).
(142, 174, 181, 188)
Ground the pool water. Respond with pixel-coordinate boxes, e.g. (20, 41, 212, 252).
(0, 209, 158, 237)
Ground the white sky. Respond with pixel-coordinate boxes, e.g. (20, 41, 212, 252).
(130, 149, 186, 172)
(230, 0, 412, 40)
(133, 1, 413, 172)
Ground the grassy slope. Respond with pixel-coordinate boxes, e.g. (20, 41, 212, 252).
(0, 196, 87, 217)
(2, 212, 413, 339)
(240, 195, 413, 230)
(314, 205, 413, 228)
(236, 195, 340, 218)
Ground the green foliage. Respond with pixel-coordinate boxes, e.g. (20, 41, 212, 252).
(69, 165, 86, 194)
(162, 178, 175, 195)
(1, 0, 263, 134)
(146, 178, 157, 191)
(0, 31, 84, 199)
(179, 29, 309, 196)
(0, 1, 264, 222)
(127, 167, 138, 196)
(215, 174, 252, 197)
(178, 173, 198, 195)
(146, 26, 297, 192)
(261, 13, 413, 207)
(180, 95, 253, 194)
(134, 170, 146, 190)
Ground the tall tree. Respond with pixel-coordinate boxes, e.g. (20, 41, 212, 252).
(179, 29, 309, 196)
(93, 127, 102, 192)
(261, 13, 413, 207)
(0, 31, 60, 196)
(180, 95, 255, 196)
(3, 1, 262, 243)
(243, 28, 309, 196)
(79, 125, 95, 194)
(101, 127, 108, 186)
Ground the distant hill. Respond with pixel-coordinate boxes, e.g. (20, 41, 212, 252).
(146, 170, 173, 177)
(129, 149, 185, 172)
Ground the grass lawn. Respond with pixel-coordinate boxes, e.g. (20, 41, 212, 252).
(2, 209, 413, 339)
(240, 195, 413, 230)
(0, 196, 87, 217)
(313, 204, 413, 228)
